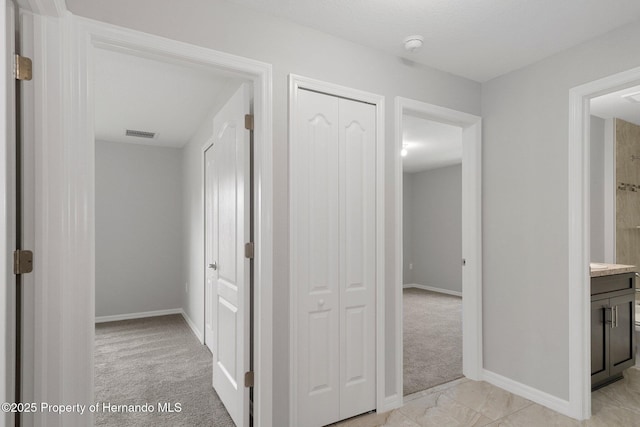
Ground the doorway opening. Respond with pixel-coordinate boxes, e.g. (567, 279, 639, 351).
(92, 45, 252, 425)
(395, 97, 482, 400)
(568, 65, 640, 419)
(401, 115, 464, 396)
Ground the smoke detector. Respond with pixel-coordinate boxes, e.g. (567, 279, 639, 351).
(403, 35, 424, 53)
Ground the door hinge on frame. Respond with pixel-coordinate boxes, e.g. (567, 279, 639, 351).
(244, 371, 254, 388)
(245, 242, 255, 259)
(13, 250, 33, 274)
(14, 54, 32, 81)
(244, 114, 254, 131)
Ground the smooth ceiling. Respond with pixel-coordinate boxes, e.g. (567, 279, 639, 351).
(402, 114, 462, 173)
(223, 0, 640, 82)
(591, 85, 640, 126)
(94, 48, 242, 148)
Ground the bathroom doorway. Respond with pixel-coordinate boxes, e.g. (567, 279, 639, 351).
(590, 87, 640, 349)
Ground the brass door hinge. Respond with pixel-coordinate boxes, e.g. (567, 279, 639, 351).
(244, 242, 254, 259)
(14, 55, 32, 81)
(244, 114, 254, 131)
(13, 250, 33, 274)
(244, 371, 254, 388)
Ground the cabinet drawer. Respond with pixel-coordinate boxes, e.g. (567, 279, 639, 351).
(591, 273, 635, 296)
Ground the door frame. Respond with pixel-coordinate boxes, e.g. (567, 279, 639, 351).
(288, 74, 386, 425)
(31, 13, 274, 427)
(567, 64, 640, 420)
(394, 97, 483, 397)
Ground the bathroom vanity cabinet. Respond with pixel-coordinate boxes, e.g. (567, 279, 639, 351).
(591, 271, 636, 390)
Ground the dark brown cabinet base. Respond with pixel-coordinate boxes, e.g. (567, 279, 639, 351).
(591, 273, 636, 391)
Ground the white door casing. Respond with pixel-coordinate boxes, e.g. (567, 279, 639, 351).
(209, 83, 251, 427)
(1, 3, 16, 426)
(291, 88, 377, 427)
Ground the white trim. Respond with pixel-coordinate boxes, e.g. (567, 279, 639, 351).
(402, 284, 463, 298)
(483, 369, 571, 417)
(395, 97, 483, 403)
(95, 308, 183, 324)
(568, 65, 640, 420)
(181, 309, 204, 344)
(36, 15, 273, 427)
(288, 74, 386, 425)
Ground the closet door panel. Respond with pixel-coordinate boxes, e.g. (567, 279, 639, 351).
(293, 89, 341, 427)
(338, 98, 377, 419)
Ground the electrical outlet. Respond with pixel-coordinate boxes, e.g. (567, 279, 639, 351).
(409, 263, 413, 270)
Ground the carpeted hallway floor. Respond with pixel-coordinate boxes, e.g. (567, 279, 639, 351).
(94, 314, 235, 427)
(403, 287, 463, 396)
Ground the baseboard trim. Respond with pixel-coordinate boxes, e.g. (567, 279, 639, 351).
(181, 309, 204, 344)
(403, 283, 462, 297)
(378, 394, 402, 413)
(95, 308, 182, 323)
(482, 369, 572, 418)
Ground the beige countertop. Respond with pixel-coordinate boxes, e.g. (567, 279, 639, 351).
(590, 263, 637, 278)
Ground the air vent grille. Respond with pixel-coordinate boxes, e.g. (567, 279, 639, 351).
(125, 129, 156, 139)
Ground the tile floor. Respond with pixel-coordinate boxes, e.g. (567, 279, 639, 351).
(331, 367, 640, 426)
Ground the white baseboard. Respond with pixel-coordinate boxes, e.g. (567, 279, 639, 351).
(180, 309, 204, 344)
(482, 369, 572, 418)
(95, 308, 204, 344)
(403, 283, 462, 297)
(378, 394, 402, 413)
(95, 308, 182, 323)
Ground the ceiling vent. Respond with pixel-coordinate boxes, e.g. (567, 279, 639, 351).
(125, 129, 156, 139)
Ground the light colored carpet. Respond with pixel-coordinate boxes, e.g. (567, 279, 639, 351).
(403, 287, 463, 396)
(94, 314, 235, 427)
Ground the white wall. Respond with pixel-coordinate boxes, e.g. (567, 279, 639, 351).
(590, 115, 605, 262)
(403, 165, 462, 293)
(65, 1, 482, 422)
(481, 21, 640, 400)
(95, 140, 183, 317)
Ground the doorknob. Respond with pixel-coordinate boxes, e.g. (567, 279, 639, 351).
(208, 262, 217, 270)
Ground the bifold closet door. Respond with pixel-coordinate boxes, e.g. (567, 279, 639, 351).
(292, 88, 376, 427)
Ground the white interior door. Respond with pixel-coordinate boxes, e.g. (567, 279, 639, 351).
(207, 83, 251, 427)
(292, 88, 376, 427)
(205, 146, 215, 354)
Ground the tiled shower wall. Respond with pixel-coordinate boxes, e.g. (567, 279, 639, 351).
(615, 118, 640, 326)
(616, 118, 640, 268)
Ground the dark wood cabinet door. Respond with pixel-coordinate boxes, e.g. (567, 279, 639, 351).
(609, 293, 636, 377)
(591, 299, 609, 385)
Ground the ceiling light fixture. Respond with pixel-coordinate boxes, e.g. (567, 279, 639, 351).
(403, 35, 424, 53)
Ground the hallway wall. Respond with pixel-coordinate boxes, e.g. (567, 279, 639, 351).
(95, 140, 183, 317)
